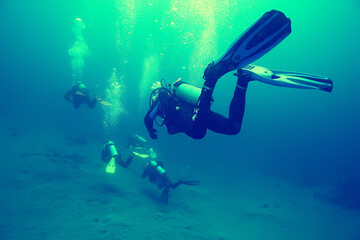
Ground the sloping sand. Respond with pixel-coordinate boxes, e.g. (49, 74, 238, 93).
(1, 123, 359, 240)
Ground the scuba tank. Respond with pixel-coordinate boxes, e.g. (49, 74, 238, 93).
(72, 81, 89, 94)
(101, 141, 119, 161)
(135, 134, 147, 143)
(78, 82, 87, 91)
(170, 80, 202, 106)
(149, 160, 166, 176)
(101, 141, 119, 174)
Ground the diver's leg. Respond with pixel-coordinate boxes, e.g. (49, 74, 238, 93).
(228, 71, 250, 127)
(206, 70, 250, 135)
(196, 62, 219, 112)
(170, 179, 200, 189)
(124, 156, 133, 168)
(172, 104, 206, 139)
(171, 180, 184, 189)
(194, 9, 291, 123)
(194, 9, 289, 136)
(87, 97, 97, 109)
(190, 63, 220, 139)
(189, 103, 209, 139)
(206, 112, 239, 135)
(160, 187, 170, 205)
(118, 156, 133, 168)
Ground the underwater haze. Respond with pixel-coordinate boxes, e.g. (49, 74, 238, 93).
(1, 0, 360, 239)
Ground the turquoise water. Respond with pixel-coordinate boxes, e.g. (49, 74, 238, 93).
(1, 1, 360, 239)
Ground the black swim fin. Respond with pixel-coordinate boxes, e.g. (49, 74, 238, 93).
(180, 179, 200, 186)
(206, 10, 291, 79)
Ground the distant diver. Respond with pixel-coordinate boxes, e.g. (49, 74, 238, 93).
(127, 133, 148, 150)
(144, 10, 333, 140)
(126, 134, 158, 159)
(142, 159, 199, 204)
(64, 81, 101, 109)
(101, 141, 133, 173)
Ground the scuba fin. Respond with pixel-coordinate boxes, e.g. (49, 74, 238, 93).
(95, 96, 112, 106)
(106, 157, 116, 173)
(98, 100, 112, 106)
(180, 180, 200, 186)
(241, 65, 333, 92)
(207, 10, 291, 79)
(131, 147, 150, 159)
(132, 152, 150, 159)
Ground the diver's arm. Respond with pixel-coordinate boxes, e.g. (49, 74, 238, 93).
(144, 101, 160, 139)
(141, 165, 149, 179)
(87, 96, 97, 109)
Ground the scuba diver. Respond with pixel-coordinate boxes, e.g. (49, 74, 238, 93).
(144, 10, 333, 140)
(64, 81, 100, 109)
(101, 141, 133, 173)
(142, 159, 200, 204)
(126, 134, 157, 159)
(126, 134, 148, 149)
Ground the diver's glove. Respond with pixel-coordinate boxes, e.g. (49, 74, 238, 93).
(149, 129, 158, 139)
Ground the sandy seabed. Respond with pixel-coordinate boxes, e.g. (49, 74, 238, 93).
(1, 122, 359, 240)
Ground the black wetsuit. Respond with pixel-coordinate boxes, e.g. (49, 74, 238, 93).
(64, 82, 97, 109)
(142, 161, 183, 205)
(144, 72, 248, 139)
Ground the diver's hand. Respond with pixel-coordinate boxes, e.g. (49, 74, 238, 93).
(149, 129, 158, 139)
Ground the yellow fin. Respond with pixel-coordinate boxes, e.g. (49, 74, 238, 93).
(99, 100, 112, 106)
(132, 152, 149, 159)
(106, 157, 116, 173)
